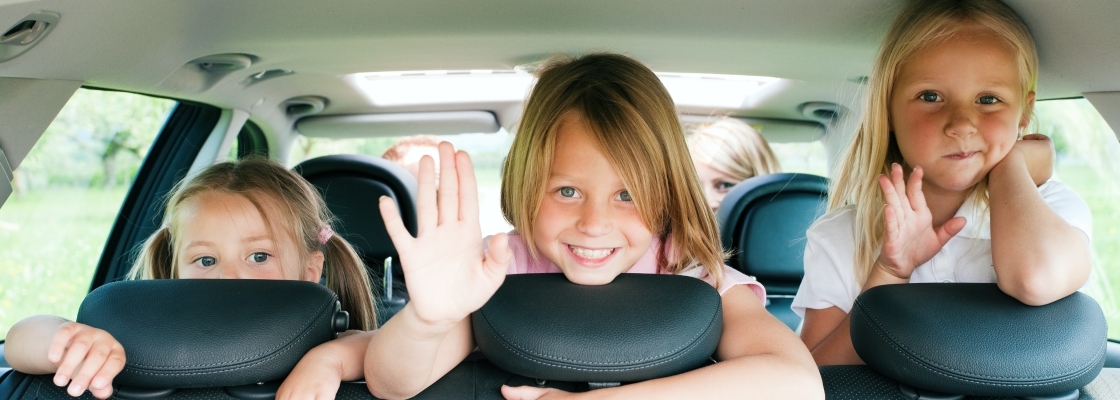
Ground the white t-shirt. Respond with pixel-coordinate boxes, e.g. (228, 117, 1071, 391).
(791, 180, 1092, 317)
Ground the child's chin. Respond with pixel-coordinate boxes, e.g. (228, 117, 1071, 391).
(560, 268, 622, 286)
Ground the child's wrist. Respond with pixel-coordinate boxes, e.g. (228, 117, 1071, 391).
(399, 303, 462, 338)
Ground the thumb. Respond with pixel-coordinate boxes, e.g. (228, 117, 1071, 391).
(485, 232, 513, 275)
(935, 216, 967, 245)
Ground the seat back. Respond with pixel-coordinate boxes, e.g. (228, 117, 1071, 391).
(294, 154, 418, 322)
(716, 173, 827, 329)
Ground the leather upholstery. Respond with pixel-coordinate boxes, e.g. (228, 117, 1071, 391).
(715, 173, 827, 329)
(294, 154, 418, 322)
(850, 283, 1107, 397)
(75, 280, 347, 388)
(472, 274, 722, 383)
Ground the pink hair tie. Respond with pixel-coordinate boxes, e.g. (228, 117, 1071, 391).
(318, 225, 334, 245)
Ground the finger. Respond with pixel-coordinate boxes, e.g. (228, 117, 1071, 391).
(437, 142, 459, 224)
(484, 233, 513, 277)
(907, 166, 927, 212)
(88, 348, 124, 397)
(878, 174, 903, 226)
(48, 323, 78, 365)
(936, 216, 967, 245)
(1021, 133, 1049, 141)
(379, 197, 414, 250)
(501, 385, 550, 400)
(891, 163, 913, 213)
(883, 204, 898, 243)
(416, 155, 437, 234)
(69, 344, 113, 397)
(55, 335, 93, 388)
(456, 151, 480, 224)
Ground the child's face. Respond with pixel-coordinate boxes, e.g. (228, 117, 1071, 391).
(890, 27, 1034, 193)
(532, 113, 654, 285)
(174, 191, 323, 282)
(693, 161, 739, 212)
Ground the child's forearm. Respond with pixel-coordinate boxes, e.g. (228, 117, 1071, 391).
(802, 266, 902, 366)
(364, 303, 474, 400)
(4, 315, 68, 374)
(990, 154, 1091, 306)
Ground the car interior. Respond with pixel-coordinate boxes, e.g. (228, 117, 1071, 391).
(2, 0, 1120, 399)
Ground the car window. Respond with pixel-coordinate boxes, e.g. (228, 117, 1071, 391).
(1034, 98, 1120, 339)
(770, 140, 829, 177)
(289, 131, 515, 237)
(0, 89, 176, 339)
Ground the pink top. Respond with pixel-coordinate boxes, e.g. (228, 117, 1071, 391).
(487, 232, 766, 302)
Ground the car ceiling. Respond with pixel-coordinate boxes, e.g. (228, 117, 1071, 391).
(0, 0, 1118, 138)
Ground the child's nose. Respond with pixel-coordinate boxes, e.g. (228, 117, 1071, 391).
(576, 201, 613, 236)
(215, 264, 243, 279)
(944, 102, 978, 138)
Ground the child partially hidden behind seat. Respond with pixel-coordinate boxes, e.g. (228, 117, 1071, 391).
(793, 0, 1093, 366)
(4, 158, 379, 399)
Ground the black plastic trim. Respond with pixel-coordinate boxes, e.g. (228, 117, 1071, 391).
(237, 120, 269, 159)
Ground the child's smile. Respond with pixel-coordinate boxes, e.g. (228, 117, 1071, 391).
(532, 112, 654, 285)
(890, 26, 1033, 194)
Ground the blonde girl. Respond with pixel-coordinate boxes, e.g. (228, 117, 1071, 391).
(793, 0, 1092, 366)
(365, 53, 822, 399)
(5, 157, 378, 399)
(687, 117, 781, 211)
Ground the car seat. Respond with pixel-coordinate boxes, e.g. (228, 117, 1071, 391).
(295, 154, 418, 324)
(715, 173, 827, 330)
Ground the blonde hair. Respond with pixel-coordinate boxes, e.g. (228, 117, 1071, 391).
(830, 0, 1038, 284)
(688, 118, 781, 182)
(501, 53, 727, 286)
(128, 157, 378, 330)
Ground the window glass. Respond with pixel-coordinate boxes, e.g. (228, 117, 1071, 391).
(770, 141, 829, 177)
(1034, 98, 1120, 339)
(0, 89, 175, 338)
(289, 131, 514, 237)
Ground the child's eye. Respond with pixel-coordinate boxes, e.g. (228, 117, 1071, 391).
(559, 187, 578, 198)
(195, 256, 216, 267)
(716, 181, 737, 191)
(978, 95, 1000, 105)
(617, 190, 633, 202)
(249, 252, 270, 264)
(919, 91, 941, 102)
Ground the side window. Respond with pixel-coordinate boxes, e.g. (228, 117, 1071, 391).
(1034, 98, 1120, 339)
(0, 89, 175, 338)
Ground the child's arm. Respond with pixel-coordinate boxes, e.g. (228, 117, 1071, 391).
(989, 138, 1091, 306)
(275, 330, 375, 400)
(800, 164, 964, 366)
(4, 315, 124, 399)
(501, 285, 824, 400)
(365, 142, 512, 399)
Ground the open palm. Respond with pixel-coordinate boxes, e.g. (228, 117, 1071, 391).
(379, 142, 512, 326)
(877, 164, 965, 279)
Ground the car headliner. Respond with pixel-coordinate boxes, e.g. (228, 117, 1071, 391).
(0, 0, 1118, 146)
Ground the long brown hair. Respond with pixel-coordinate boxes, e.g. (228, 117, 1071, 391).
(128, 157, 378, 330)
(501, 53, 727, 286)
(829, 0, 1038, 284)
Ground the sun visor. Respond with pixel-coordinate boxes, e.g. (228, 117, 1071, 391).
(680, 115, 824, 143)
(297, 111, 500, 138)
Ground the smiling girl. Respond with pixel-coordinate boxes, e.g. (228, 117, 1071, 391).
(365, 53, 822, 399)
(793, 0, 1093, 366)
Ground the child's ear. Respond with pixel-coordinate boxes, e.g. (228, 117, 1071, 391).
(304, 250, 325, 283)
(1020, 91, 1037, 130)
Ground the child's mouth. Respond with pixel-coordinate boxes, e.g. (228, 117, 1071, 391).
(946, 151, 978, 160)
(566, 244, 618, 267)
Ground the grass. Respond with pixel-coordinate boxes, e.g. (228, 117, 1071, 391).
(0, 188, 128, 337)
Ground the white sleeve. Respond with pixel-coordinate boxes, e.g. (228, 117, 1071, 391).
(1039, 180, 1093, 243)
(791, 209, 863, 317)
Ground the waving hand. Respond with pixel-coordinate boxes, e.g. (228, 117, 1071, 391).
(876, 163, 966, 279)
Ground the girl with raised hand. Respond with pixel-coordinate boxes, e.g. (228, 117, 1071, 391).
(793, 0, 1092, 366)
(366, 53, 823, 400)
(4, 158, 378, 399)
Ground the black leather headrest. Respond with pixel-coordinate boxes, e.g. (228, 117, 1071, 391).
(716, 173, 827, 295)
(472, 274, 722, 383)
(76, 280, 349, 388)
(851, 283, 1106, 397)
(294, 154, 418, 266)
